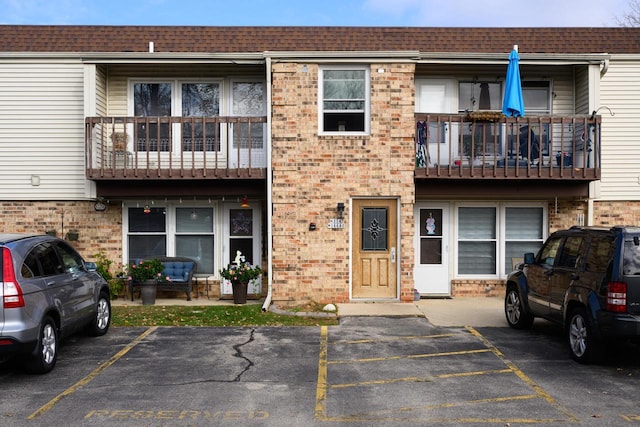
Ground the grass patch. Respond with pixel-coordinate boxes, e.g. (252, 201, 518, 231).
(112, 304, 338, 327)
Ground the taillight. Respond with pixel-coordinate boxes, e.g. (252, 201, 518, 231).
(607, 281, 627, 313)
(2, 247, 24, 309)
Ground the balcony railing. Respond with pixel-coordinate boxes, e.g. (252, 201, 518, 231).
(86, 116, 267, 179)
(415, 113, 601, 180)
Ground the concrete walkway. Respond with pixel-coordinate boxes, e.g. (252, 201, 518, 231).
(112, 296, 507, 327)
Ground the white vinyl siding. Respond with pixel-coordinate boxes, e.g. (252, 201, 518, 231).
(599, 58, 640, 200)
(0, 60, 87, 199)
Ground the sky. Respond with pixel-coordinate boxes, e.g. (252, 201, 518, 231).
(0, 0, 632, 27)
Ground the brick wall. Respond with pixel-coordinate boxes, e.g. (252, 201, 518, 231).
(0, 200, 123, 272)
(270, 62, 416, 305)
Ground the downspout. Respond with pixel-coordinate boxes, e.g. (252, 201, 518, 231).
(262, 54, 273, 312)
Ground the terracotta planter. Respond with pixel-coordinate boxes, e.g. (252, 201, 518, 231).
(232, 281, 248, 304)
(140, 280, 157, 305)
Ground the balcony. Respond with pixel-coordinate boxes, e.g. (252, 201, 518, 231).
(86, 116, 268, 180)
(415, 113, 601, 180)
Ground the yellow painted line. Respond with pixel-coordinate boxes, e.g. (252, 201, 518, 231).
(314, 325, 328, 420)
(331, 333, 456, 345)
(436, 368, 512, 379)
(330, 376, 432, 389)
(28, 326, 158, 420)
(330, 368, 512, 389)
(328, 348, 491, 364)
(466, 326, 579, 423)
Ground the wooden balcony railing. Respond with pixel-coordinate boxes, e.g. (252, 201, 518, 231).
(86, 116, 267, 180)
(415, 113, 601, 180)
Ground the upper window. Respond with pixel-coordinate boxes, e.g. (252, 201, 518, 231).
(458, 81, 502, 112)
(522, 81, 551, 114)
(319, 67, 369, 134)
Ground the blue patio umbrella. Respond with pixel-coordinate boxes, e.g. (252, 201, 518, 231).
(502, 46, 525, 117)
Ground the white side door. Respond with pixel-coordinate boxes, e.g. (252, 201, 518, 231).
(221, 203, 262, 296)
(415, 79, 457, 166)
(414, 203, 450, 296)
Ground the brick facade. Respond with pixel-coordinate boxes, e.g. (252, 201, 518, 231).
(0, 201, 123, 268)
(270, 62, 416, 305)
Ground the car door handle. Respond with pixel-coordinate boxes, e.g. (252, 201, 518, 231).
(46, 280, 56, 287)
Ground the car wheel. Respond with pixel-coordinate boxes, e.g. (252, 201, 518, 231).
(505, 288, 533, 329)
(567, 307, 602, 364)
(24, 316, 58, 374)
(88, 291, 111, 336)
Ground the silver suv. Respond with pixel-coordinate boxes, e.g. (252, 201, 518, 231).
(0, 234, 111, 373)
(505, 226, 640, 363)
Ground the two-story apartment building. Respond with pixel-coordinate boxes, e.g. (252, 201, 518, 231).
(1, 26, 639, 308)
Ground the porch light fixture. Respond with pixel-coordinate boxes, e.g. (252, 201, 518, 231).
(93, 200, 108, 212)
(336, 203, 345, 219)
(241, 196, 250, 208)
(143, 204, 151, 214)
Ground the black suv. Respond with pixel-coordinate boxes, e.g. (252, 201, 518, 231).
(505, 226, 640, 363)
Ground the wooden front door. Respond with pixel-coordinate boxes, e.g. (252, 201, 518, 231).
(352, 199, 398, 299)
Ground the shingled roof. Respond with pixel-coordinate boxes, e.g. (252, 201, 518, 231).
(1, 26, 639, 54)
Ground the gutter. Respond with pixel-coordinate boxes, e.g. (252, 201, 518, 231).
(262, 54, 273, 312)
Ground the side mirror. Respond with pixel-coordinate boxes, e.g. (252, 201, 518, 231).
(84, 262, 97, 272)
(523, 253, 535, 265)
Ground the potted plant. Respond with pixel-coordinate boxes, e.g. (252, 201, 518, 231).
(129, 258, 167, 305)
(219, 251, 262, 304)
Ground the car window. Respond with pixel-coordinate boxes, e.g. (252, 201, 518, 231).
(623, 237, 640, 275)
(557, 236, 584, 269)
(586, 236, 615, 273)
(28, 243, 64, 277)
(538, 236, 562, 266)
(22, 251, 40, 278)
(54, 241, 84, 274)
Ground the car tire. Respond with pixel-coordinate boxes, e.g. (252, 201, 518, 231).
(88, 291, 111, 337)
(567, 307, 602, 364)
(24, 316, 58, 374)
(505, 287, 534, 329)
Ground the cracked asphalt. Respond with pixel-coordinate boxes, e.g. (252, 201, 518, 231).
(2, 318, 640, 426)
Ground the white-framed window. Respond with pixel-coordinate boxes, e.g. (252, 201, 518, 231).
(456, 203, 546, 277)
(129, 78, 266, 153)
(319, 66, 370, 134)
(522, 81, 551, 114)
(125, 203, 216, 275)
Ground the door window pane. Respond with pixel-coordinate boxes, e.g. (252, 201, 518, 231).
(182, 83, 220, 152)
(134, 83, 171, 151)
(361, 208, 388, 251)
(232, 82, 265, 149)
(229, 209, 255, 264)
(419, 209, 442, 265)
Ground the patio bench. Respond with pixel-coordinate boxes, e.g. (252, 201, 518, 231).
(130, 256, 196, 301)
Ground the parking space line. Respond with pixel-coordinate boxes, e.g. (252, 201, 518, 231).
(328, 348, 491, 365)
(466, 326, 579, 422)
(332, 333, 456, 345)
(315, 325, 328, 420)
(27, 326, 158, 420)
(317, 324, 581, 423)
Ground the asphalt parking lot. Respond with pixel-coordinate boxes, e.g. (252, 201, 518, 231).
(2, 315, 640, 426)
